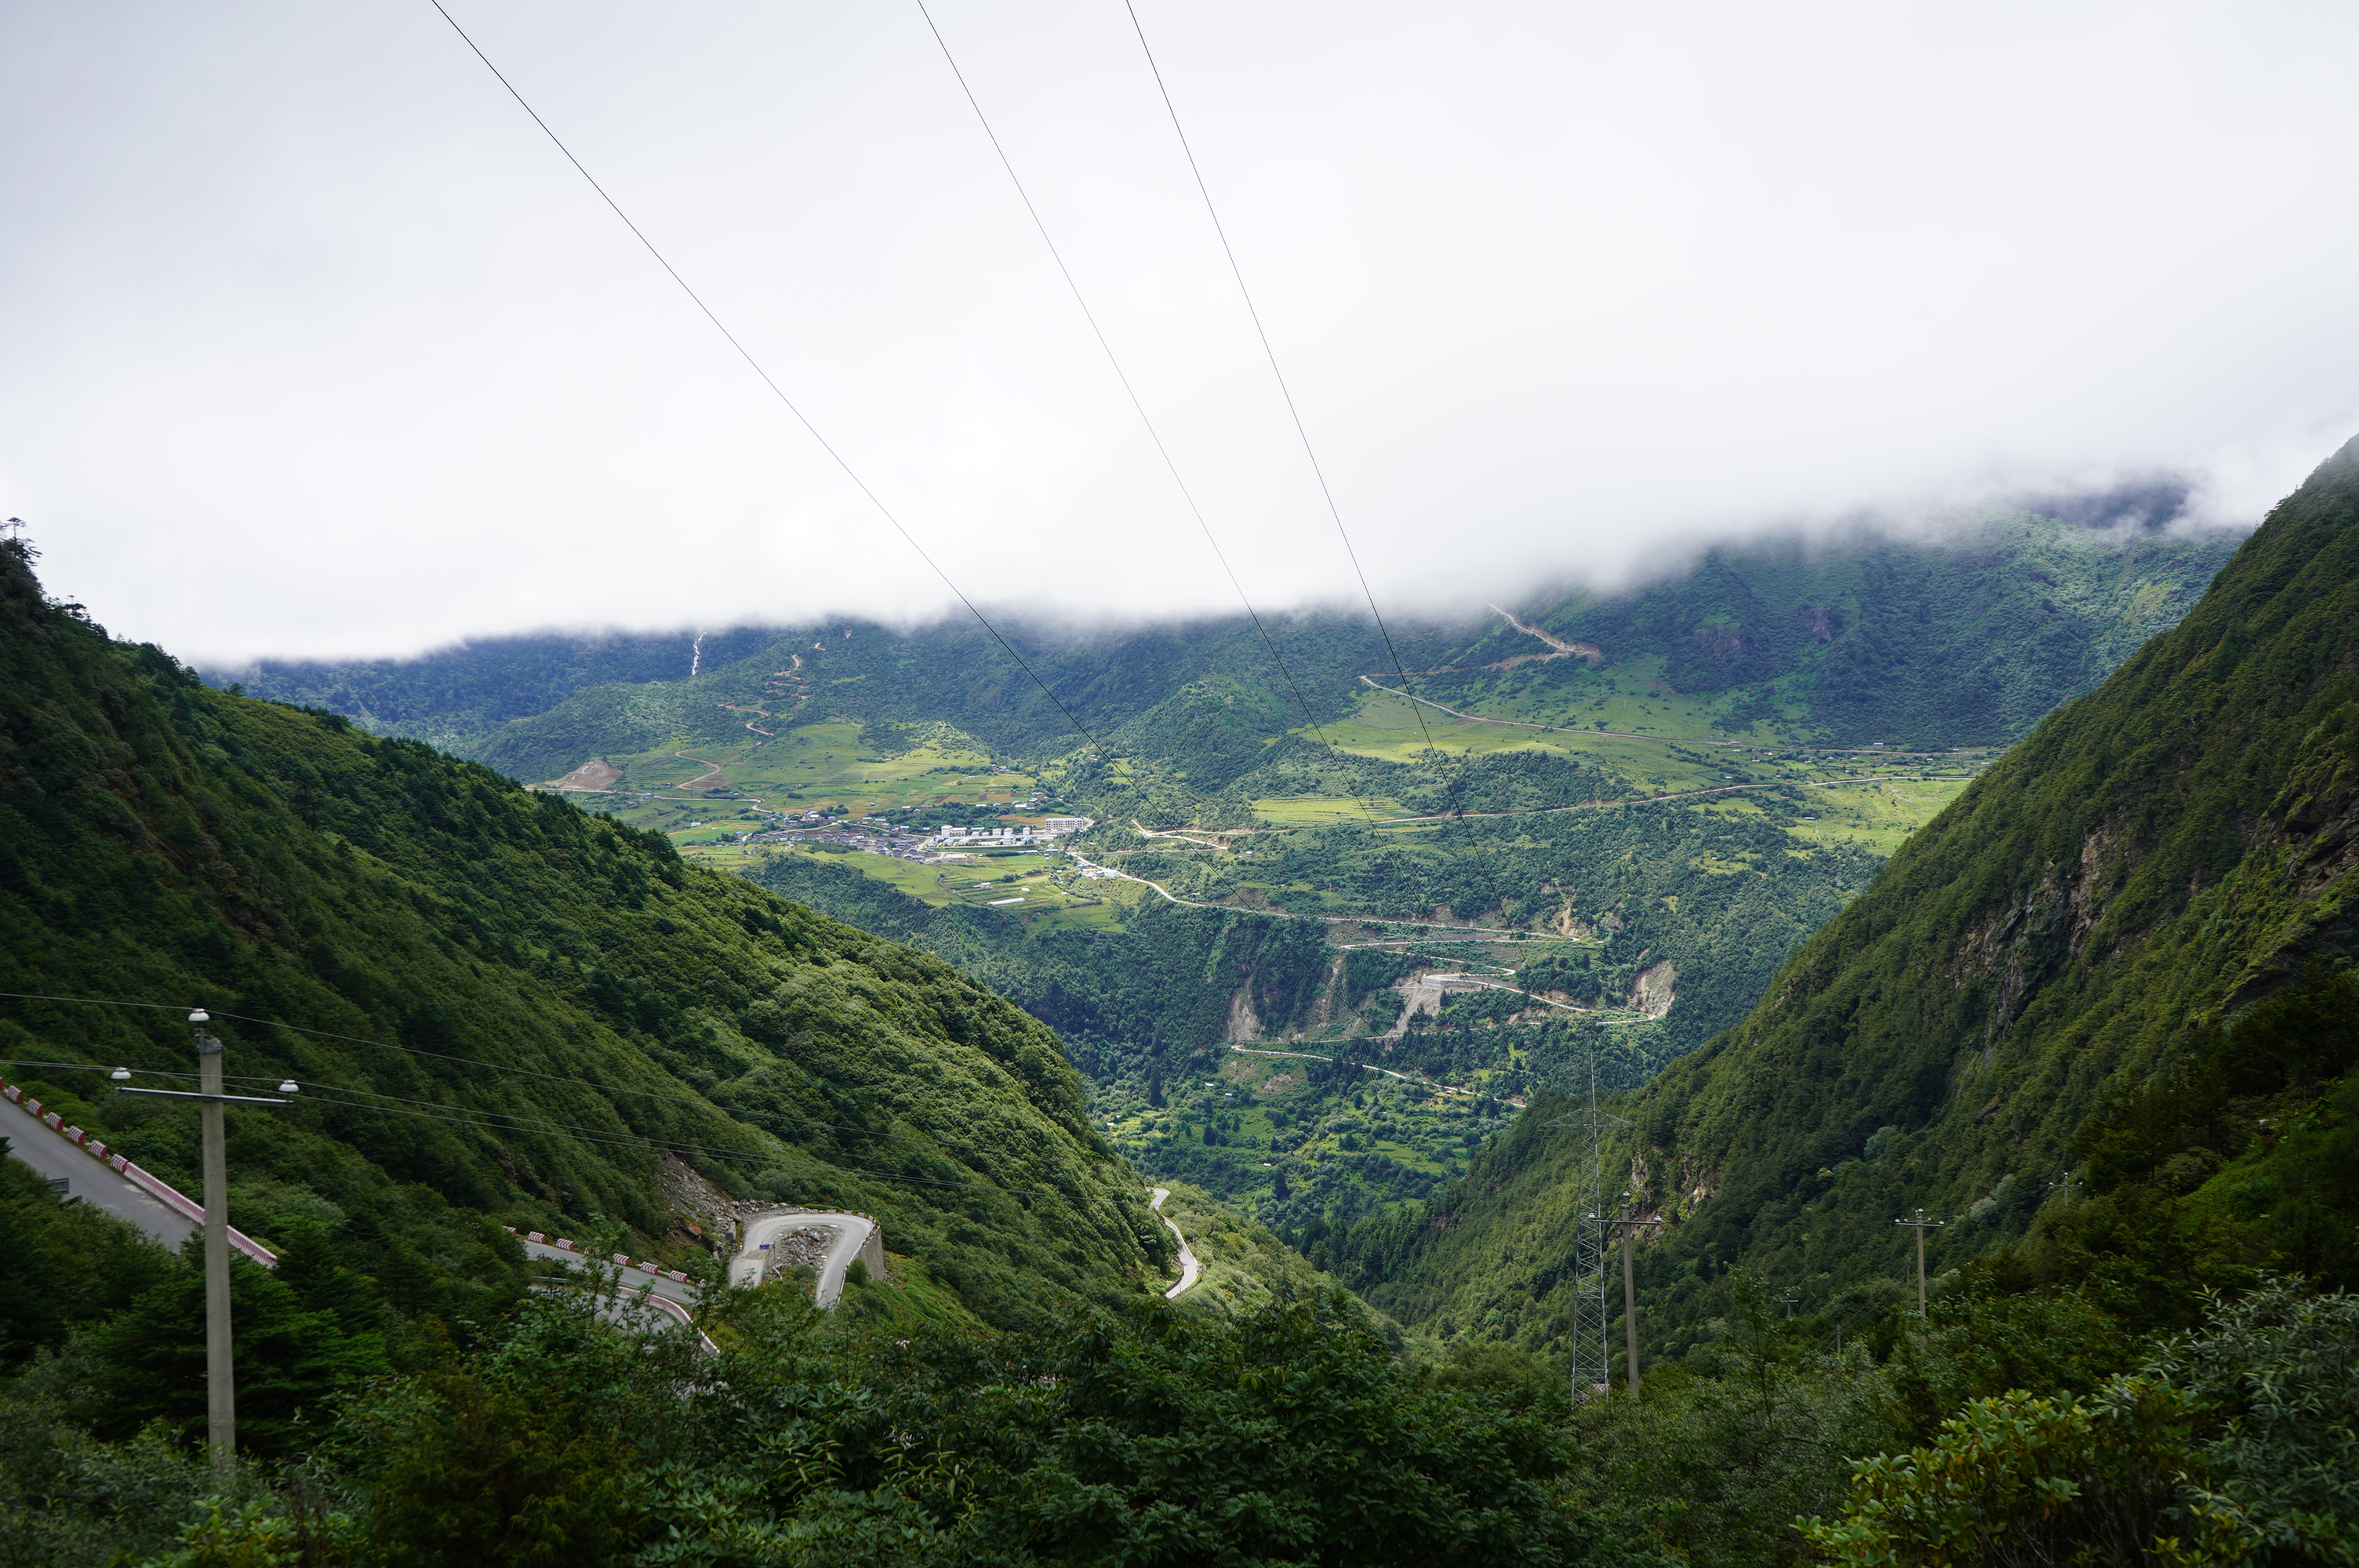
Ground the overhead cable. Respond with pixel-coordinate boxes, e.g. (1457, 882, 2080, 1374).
(422, 0, 1103, 758)
(913, 0, 1376, 823)
(1117, 1, 1442, 767)
(2, 1045, 1069, 1200)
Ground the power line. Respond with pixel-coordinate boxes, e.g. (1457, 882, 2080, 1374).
(422, 0, 1104, 760)
(912, 0, 1376, 825)
(1117, 0, 1441, 768)
(283, 1089, 1067, 1199)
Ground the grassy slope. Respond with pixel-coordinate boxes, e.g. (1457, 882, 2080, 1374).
(1151, 1180, 1373, 1323)
(1339, 437, 2359, 1348)
(0, 542, 1161, 1337)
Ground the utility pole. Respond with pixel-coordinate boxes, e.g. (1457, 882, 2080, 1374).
(1781, 1292, 1801, 1319)
(112, 1011, 297, 1474)
(1600, 1200, 1662, 1399)
(1893, 1207, 1944, 1318)
(195, 1015, 231, 1470)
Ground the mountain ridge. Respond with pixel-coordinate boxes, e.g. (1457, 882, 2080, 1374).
(219, 506, 2241, 770)
(1336, 434, 2359, 1346)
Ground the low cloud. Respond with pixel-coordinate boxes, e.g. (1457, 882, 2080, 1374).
(2, 1, 2349, 661)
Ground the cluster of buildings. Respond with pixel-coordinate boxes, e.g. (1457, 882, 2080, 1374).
(929, 815, 1091, 848)
(742, 815, 933, 860)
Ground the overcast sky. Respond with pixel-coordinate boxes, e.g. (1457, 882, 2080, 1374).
(5, 2, 2356, 663)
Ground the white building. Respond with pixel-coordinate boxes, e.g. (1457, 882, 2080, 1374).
(932, 825, 1039, 847)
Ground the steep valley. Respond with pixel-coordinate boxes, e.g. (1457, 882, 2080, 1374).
(224, 507, 2239, 1243)
(8, 474, 2354, 1565)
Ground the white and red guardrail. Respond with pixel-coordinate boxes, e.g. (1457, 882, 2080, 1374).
(511, 1228, 716, 1349)
(2, 1076, 278, 1269)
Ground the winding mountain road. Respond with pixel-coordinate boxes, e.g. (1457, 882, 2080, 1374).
(730, 1209, 885, 1308)
(518, 1207, 884, 1331)
(1149, 1188, 1199, 1300)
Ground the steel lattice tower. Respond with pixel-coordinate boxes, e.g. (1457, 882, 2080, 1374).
(1546, 1045, 1630, 1403)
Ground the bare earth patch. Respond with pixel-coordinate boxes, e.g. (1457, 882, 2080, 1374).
(543, 758, 623, 791)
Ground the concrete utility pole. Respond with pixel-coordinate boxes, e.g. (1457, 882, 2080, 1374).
(1600, 1200, 1662, 1399)
(113, 1011, 298, 1475)
(1894, 1208, 1945, 1318)
(1781, 1293, 1801, 1319)
(196, 1017, 232, 1468)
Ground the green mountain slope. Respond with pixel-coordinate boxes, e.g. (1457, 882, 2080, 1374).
(0, 538, 1161, 1352)
(223, 503, 2237, 768)
(204, 508, 2242, 1268)
(1442, 508, 2236, 750)
(1338, 437, 2359, 1348)
(213, 624, 783, 753)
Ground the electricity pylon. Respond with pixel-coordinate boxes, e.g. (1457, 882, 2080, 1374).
(1545, 1047, 1628, 1404)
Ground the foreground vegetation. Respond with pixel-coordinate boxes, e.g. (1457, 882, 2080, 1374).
(7, 1134, 2350, 1567)
(0, 1166, 1659, 1568)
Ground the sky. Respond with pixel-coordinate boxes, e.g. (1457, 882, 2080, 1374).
(5, 1, 2357, 664)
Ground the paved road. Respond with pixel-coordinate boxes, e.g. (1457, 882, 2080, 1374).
(518, 1234, 700, 1307)
(524, 1275, 716, 1351)
(512, 1214, 874, 1348)
(1149, 1188, 1199, 1300)
(3, 1083, 276, 1267)
(731, 1210, 883, 1309)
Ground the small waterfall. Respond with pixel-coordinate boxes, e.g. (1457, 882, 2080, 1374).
(690, 631, 704, 678)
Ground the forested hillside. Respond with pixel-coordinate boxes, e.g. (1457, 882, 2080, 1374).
(1430, 508, 2234, 749)
(0, 539, 1671, 1567)
(18, 484, 2343, 1566)
(1340, 436, 2359, 1356)
(0, 534, 1163, 1356)
(213, 625, 783, 754)
(207, 508, 2235, 1254)
(190, 508, 2244, 1312)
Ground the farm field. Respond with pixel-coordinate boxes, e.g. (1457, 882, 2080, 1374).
(767, 844, 1135, 931)
(1092, 1045, 1514, 1241)
(1323, 684, 1987, 811)
(535, 718, 1047, 843)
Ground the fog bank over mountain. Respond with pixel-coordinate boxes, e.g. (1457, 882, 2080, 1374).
(3, 1, 2350, 661)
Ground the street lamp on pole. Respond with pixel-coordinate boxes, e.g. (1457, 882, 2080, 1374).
(1893, 1207, 1944, 1319)
(113, 1011, 296, 1474)
(1600, 1199, 1662, 1399)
